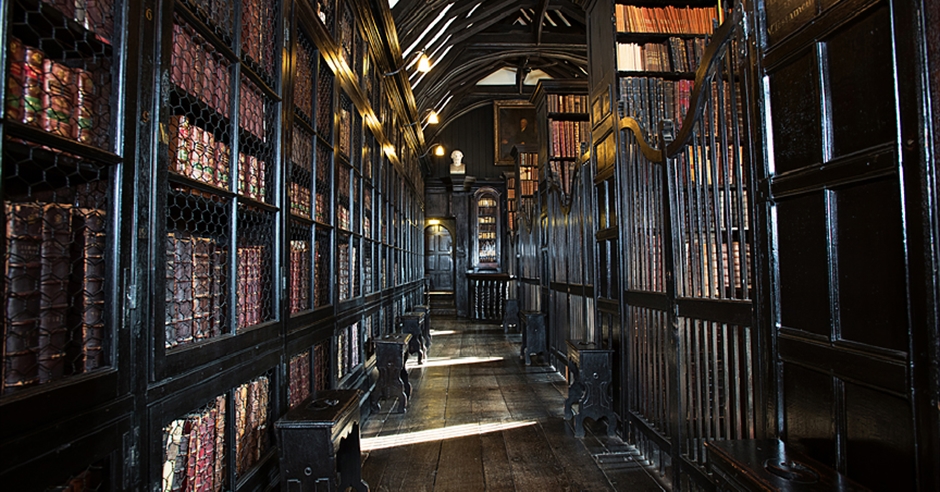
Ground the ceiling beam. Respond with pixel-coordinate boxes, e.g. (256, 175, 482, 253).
(535, 0, 550, 44)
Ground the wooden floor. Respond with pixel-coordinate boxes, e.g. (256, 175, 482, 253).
(360, 317, 667, 492)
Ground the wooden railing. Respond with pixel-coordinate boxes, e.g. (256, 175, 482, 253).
(467, 273, 512, 321)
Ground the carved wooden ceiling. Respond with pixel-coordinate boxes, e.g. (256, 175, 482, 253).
(387, 0, 588, 149)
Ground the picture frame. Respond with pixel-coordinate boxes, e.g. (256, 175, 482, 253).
(494, 100, 538, 165)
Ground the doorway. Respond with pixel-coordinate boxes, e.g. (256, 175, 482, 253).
(425, 224, 454, 291)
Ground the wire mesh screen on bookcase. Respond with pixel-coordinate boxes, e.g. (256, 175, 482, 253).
(313, 227, 330, 307)
(234, 372, 272, 477)
(288, 349, 311, 408)
(163, 0, 281, 349)
(289, 235, 311, 315)
(313, 338, 330, 390)
(3, 0, 119, 394)
(313, 0, 334, 35)
(162, 394, 227, 491)
(316, 59, 333, 140)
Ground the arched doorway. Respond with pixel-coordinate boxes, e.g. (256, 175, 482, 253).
(425, 224, 454, 291)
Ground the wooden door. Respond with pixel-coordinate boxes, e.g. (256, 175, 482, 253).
(425, 225, 454, 291)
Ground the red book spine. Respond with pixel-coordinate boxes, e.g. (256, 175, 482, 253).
(213, 395, 226, 491)
(72, 67, 98, 146)
(42, 59, 75, 138)
(3, 203, 43, 392)
(38, 204, 71, 383)
(213, 140, 230, 189)
(175, 236, 194, 346)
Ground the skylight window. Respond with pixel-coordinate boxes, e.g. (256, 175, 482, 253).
(388, 0, 399, 9)
(477, 68, 517, 85)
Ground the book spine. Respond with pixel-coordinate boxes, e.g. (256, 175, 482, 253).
(175, 236, 194, 346)
(192, 238, 212, 341)
(42, 59, 75, 138)
(72, 67, 99, 146)
(3, 203, 43, 391)
(213, 395, 226, 491)
(38, 204, 71, 383)
(165, 233, 178, 348)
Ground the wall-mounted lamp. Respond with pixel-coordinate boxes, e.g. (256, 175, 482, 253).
(417, 143, 445, 159)
(384, 50, 431, 76)
(407, 109, 440, 127)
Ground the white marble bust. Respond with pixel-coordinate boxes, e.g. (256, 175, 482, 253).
(450, 149, 466, 174)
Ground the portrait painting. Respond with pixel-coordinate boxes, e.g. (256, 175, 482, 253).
(494, 100, 538, 165)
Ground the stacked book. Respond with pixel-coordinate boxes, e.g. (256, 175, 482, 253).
(287, 351, 311, 408)
(236, 153, 267, 202)
(550, 120, 590, 159)
(289, 240, 310, 314)
(172, 22, 231, 118)
(3, 202, 106, 393)
(162, 395, 227, 492)
(165, 233, 225, 349)
(546, 93, 588, 113)
(236, 245, 264, 328)
(234, 375, 270, 476)
(615, 5, 716, 34)
(617, 37, 707, 72)
(5, 38, 110, 149)
(289, 182, 312, 218)
(169, 115, 231, 189)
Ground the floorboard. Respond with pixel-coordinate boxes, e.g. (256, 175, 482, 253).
(359, 317, 667, 492)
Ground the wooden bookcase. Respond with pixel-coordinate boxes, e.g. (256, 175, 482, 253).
(0, 0, 427, 489)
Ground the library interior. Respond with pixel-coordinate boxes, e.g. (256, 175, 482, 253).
(1, 0, 938, 490)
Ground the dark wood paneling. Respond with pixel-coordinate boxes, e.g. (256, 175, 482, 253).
(431, 105, 500, 179)
(769, 49, 822, 174)
(783, 362, 836, 467)
(776, 192, 832, 336)
(844, 382, 916, 490)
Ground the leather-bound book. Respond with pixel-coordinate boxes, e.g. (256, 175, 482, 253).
(38, 203, 70, 382)
(3, 203, 43, 391)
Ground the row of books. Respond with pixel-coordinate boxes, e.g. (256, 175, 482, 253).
(315, 194, 329, 224)
(336, 322, 361, 381)
(234, 375, 270, 476)
(169, 115, 230, 189)
(236, 246, 265, 328)
(549, 120, 590, 158)
(3, 202, 106, 393)
(314, 340, 329, 391)
(240, 0, 275, 73)
(42, 0, 114, 41)
(337, 241, 350, 301)
(291, 127, 313, 171)
(5, 38, 109, 149)
(337, 106, 352, 158)
(287, 351, 311, 408)
(171, 23, 268, 142)
(313, 236, 328, 308)
(172, 22, 231, 119)
(162, 395, 226, 492)
(181, 0, 234, 36)
(615, 5, 716, 35)
(289, 182, 312, 219)
(545, 93, 588, 114)
(619, 77, 695, 139)
(165, 232, 225, 350)
(294, 41, 315, 119)
(617, 37, 708, 73)
(289, 240, 310, 314)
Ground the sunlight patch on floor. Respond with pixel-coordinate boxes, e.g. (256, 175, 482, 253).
(429, 329, 456, 336)
(361, 420, 536, 451)
(406, 355, 504, 368)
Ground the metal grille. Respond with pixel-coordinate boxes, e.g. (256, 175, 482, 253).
(363, 184, 372, 239)
(240, 0, 278, 82)
(182, 0, 235, 44)
(313, 338, 329, 390)
(352, 172, 361, 235)
(623, 136, 666, 293)
(679, 317, 755, 464)
(289, 126, 313, 220)
(287, 350, 311, 408)
(352, 112, 362, 170)
(3, 0, 118, 394)
(352, 237, 360, 298)
(363, 242, 373, 295)
(313, 226, 330, 307)
(162, 394, 227, 491)
(337, 92, 352, 159)
(236, 205, 274, 329)
(48, 459, 108, 491)
(234, 372, 271, 478)
(315, 141, 331, 224)
(336, 164, 350, 230)
(6, 0, 116, 150)
(337, 233, 349, 301)
(3, 172, 110, 391)
(315, 60, 333, 139)
(237, 76, 274, 205)
(289, 233, 310, 315)
(363, 131, 373, 182)
(339, 4, 355, 70)
(293, 32, 316, 123)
